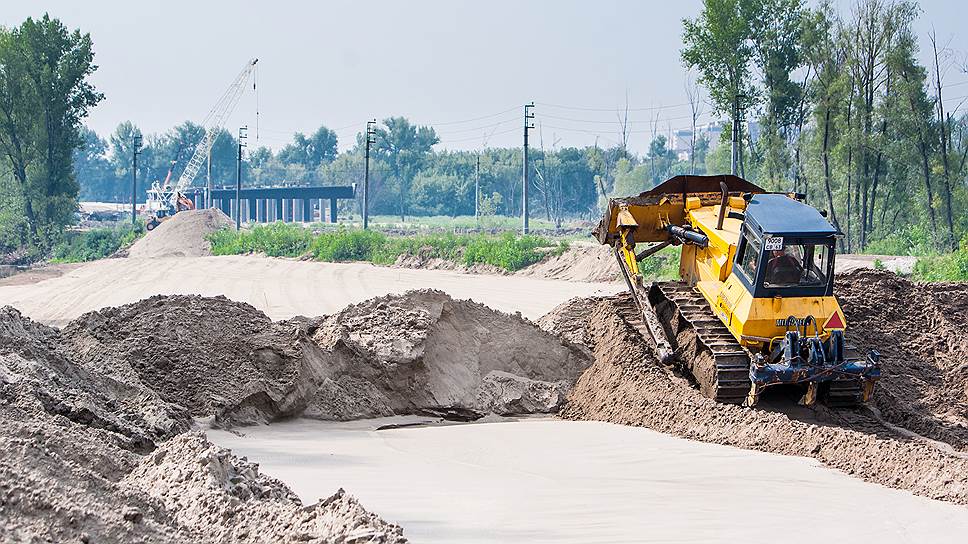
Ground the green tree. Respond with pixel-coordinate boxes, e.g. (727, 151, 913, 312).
(74, 126, 117, 201)
(682, 0, 756, 126)
(373, 117, 439, 221)
(0, 14, 102, 246)
(277, 125, 338, 173)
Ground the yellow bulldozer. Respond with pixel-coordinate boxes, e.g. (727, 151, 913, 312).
(596, 174, 881, 407)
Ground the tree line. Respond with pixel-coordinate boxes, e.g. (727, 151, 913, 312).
(682, 0, 967, 252)
(2, 2, 966, 262)
(76, 115, 714, 228)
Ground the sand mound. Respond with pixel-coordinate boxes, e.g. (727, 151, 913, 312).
(554, 296, 968, 505)
(306, 289, 592, 420)
(835, 269, 968, 450)
(0, 306, 403, 542)
(125, 432, 405, 543)
(64, 295, 328, 426)
(517, 242, 619, 283)
(127, 209, 233, 259)
(64, 290, 591, 425)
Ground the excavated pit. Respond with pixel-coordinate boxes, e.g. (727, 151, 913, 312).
(548, 270, 968, 505)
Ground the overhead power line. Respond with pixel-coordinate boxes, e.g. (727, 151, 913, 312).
(536, 100, 693, 112)
(432, 116, 518, 135)
(539, 111, 713, 125)
(436, 125, 518, 144)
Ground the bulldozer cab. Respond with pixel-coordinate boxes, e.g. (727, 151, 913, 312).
(733, 194, 838, 299)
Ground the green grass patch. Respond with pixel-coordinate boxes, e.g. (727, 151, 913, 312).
(208, 222, 314, 257)
(51, 223, 145, 263)
(913, 237, 968, 281)
(208, 223, 567, 272)
(637, 245, 681, 280)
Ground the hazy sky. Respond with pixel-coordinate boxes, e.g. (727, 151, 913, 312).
(3, 0, 964, 155)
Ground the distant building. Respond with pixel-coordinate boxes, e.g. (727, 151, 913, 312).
(669, 120, 759, 161)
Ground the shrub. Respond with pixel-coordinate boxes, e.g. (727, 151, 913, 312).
(913, 236, 968, 281)
(209, 223, 314, 257)
(638, 246, 681, 280)
(208, 223, 564, 272)
(51, 223, 145, 263)
(463, 232, 564, 271)
(310, 228, 390, 262)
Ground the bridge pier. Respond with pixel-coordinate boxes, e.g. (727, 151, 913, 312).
(303, 198, 313, 223)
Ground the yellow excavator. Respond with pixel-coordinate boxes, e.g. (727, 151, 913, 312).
(596, 175, 880, 407)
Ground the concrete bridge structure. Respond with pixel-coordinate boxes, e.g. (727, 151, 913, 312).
(191, 186, 356, 224)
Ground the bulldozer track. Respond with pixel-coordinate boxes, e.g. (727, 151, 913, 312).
(649, 281, 751, 404)
(614, 275, 866, 408)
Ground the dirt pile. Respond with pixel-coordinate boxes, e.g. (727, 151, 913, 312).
(64, 295, 328, 426)
(553, 295, 968, 505)
(517, 242, 619, 283)
(0, 305, 405, 543)
(127, 209, 233, 259)
(64, 290, 590, 424)
(306, 289, 592, 420)
(125, 432, 405, 543)
(835, 269, 968, 451)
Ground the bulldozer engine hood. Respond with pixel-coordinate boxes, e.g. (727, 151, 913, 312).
(595, 174, 766, 245)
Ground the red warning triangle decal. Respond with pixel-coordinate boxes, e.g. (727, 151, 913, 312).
(825, 311, 845, 330)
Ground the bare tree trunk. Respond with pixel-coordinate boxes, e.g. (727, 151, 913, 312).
(918, 138, 939, 241)
(867, 118, 887, 236)
(821, 107, 842, 242)
(931, 31, 956, 249)
(617, 91, 630, 159)
(685, 73, 703, 175)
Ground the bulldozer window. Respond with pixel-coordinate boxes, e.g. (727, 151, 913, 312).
(737, 234, 760, 282)
(763, 243, 829, 288)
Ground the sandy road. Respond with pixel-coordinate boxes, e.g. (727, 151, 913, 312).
(210, 417, 968, 544)
(0, 255, 620, 326)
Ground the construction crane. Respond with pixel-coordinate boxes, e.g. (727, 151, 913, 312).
(597, 175, 881, 407)
(144, 58, 258, 230)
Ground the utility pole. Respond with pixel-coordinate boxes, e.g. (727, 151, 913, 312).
(131, 134, 142, 225)
(363, 120, 376, 229)
(522, 102, 535, 234)
(206, 146, 212, 208)
(475, 154, 481, 223)
(236, 125, 247, 230)
(730, 93, 739, 176)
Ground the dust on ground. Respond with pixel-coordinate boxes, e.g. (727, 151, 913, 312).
(546, 272, 968, 506)
(0, 305, 405, 543)
(126, 209, 233, 259)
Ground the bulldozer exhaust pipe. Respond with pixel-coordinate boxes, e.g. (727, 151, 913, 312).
(716, 181, 729, 231)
